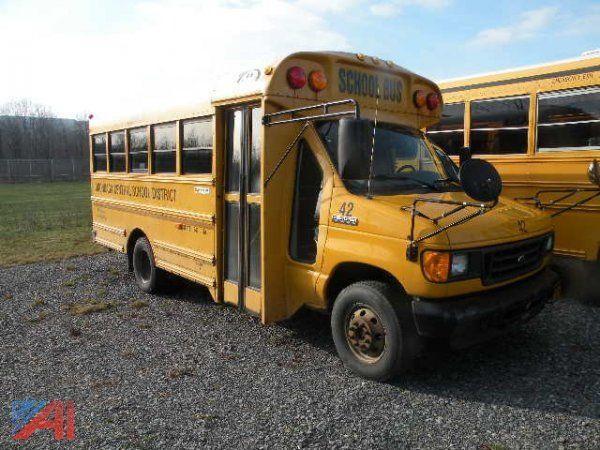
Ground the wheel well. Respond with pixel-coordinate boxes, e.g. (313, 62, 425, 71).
(325, 263, 402, 311)
(126, 228, 146, 271)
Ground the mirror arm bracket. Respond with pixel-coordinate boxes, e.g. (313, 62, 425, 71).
(405, 199, 497, 262)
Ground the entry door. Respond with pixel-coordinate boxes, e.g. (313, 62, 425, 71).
(223, 105, 262, 314)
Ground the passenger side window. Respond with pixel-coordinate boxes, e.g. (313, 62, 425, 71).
(427, 102, 465, 156)
(537, 88, 600, 151)
(152, 123, 176, 173)
(109, 131, 125, 172)
(290, 141, 323, 264)
(129, 128, 148, 173)
(92, 134, 107, 172)
(470, 96, 529, 155)
(182, 118, 213, 174)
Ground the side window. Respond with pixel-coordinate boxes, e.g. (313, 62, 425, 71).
(109, 131, 125, 172)
(92, 134, 107, 172)
(538, 88, 600, 151)
(470, 96, 529, 155)
(182, 117, 213, 174)
(290, 141, 323, 264)
(427, 102, 465, 155)
(152, 123, 176, 173)
(129, 128, 148, 173)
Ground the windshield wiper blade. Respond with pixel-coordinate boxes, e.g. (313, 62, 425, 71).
(373, 175, 438, 190)
(434, 177, 460, 186)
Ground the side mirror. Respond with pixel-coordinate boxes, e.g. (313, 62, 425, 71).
(588, 159, 600, 186)
(458, 146, 472, 166)
(337, 118, 373, 180)
(459, 158, 502, 203)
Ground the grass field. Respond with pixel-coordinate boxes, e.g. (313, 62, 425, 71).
(0, 181, 106, 267)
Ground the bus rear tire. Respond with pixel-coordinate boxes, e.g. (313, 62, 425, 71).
(331, 280, 419, 381)
(132, 237, 162, 294)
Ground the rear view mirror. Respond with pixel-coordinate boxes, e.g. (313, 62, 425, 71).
(459, 158, 502, 203)
(337, 118, 373, 180)
(588, 159, 600, 186)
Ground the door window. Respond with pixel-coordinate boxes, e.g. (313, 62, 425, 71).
(226, 110, 242, 192)
(248, 203, 261, 288)
(249, 108, 262, 193)
(224, 202, 240, 282)
(290, 141, 323, 264)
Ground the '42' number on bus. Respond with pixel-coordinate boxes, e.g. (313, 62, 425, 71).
(339, 202, 354, 217)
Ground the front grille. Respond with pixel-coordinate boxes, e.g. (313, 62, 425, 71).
(481, 234, 548, 286)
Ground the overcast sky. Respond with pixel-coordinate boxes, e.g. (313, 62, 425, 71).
(0, 0, 598, 121)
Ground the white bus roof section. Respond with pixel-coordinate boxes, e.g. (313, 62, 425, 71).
(438, 51, 600, 84)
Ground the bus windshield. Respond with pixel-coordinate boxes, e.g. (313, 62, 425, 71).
(316, 120, 460, 196)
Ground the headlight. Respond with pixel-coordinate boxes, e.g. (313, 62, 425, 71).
(545, 234, 554, 252)
(451, 253, 469, 277)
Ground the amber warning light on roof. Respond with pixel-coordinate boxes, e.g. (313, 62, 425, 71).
(287, 66, 328, 92)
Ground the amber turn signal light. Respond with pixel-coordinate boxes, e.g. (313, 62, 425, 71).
(308, 70, 327, 92)
(422, 251, 450, 283)
(413, 90, 426, 108)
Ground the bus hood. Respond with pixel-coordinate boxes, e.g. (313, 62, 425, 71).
(376, 191, 552, 248)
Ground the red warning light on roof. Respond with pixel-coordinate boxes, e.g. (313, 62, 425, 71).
(287, 66, 307, 90)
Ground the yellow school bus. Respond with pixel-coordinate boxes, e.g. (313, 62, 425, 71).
(90, 51, 559, 380)
(428, 52, 600, 302)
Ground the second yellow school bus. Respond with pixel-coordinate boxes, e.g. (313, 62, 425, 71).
(428, 52, 600, 302)
(90, 51, 559, 380)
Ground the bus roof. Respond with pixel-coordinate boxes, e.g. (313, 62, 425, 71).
(91, 51, 440, 133)
(437, 51, 600, 91)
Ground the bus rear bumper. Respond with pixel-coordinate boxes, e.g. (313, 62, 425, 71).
(411, 268, 560, 343)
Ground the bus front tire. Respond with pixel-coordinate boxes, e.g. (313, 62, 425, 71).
(132, 237, 162, 294)
(331, 280, 419, 381)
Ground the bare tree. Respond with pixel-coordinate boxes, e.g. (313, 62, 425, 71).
(0, 98, 56, 118)
(0, 99, 57, 159)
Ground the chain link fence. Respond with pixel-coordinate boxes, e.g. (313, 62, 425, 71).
(0, 158, 89, 183)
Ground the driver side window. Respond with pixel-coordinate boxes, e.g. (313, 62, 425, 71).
(290, 140, 323, 264)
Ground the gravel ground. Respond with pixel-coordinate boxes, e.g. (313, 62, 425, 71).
(0, 252, 599, 449)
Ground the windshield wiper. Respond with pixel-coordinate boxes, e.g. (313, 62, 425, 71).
(433, 177, 460, 186)
(373, 175, 438, 190)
